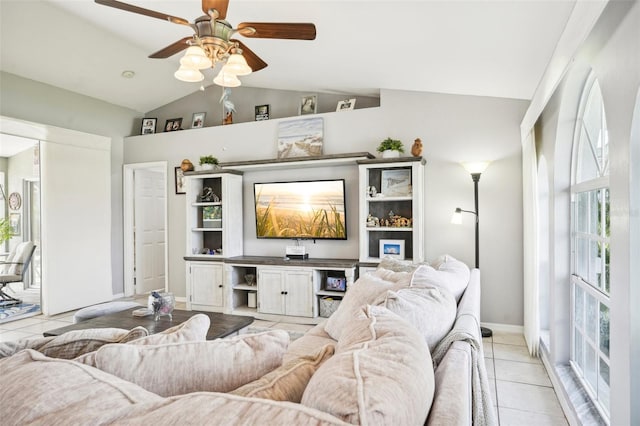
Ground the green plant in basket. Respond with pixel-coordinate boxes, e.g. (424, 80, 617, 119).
(376, 138, 404, 153)
(199, 155, 219, 165)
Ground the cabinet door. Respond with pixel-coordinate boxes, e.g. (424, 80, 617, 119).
(284, 270, 314, 317)
(190, 263, 224, 307)
(258, 269, 284, 315)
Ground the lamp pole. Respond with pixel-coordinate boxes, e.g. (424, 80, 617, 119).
(471, 173, 481, 268)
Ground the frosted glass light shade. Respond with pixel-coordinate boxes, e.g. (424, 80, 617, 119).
(213, 69, 241, 87)
(223, 53, 252, 76)
(462, 161, 490, 174)
(451, 208, 463, 224)
(180, 46, 212, 69)
(174, 65, 204, 82)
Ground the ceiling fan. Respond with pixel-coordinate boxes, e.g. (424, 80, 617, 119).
(95, 0, 316, 86)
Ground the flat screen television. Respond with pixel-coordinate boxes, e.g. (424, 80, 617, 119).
(254, 179, 347, 240)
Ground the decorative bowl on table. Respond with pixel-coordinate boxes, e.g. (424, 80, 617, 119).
(148, 292, 175, 321)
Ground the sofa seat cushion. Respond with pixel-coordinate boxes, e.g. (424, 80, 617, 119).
(302, 305, 435, 425)
(0, 326, 148, 359)
(78, 330, 290, 397)
(0, 349, 350, 426)
(411, 255, 471, 302)
(374, 286, 457, 352)
(231, 344, 335, 402)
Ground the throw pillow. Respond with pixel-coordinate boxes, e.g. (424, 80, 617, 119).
(324, 271, 400, 341)
(302, 305, 434, 425)
(377, 257, 418, 273)
(411, 256, 471, 302)
(0, 327, 148, 359)
(374, 286, 456, 352)
(231, 344, 335, 402)
(84, 330, 290, 397)
(128, 313, 211, 345)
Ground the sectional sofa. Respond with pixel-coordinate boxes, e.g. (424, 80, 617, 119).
(0, 255, 496, 425)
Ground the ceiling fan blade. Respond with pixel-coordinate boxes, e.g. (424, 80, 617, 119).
(202, 0, 229, 20)
(237, 22, 316, 40)
(95, 0, 190, 26)
(149, 37, 193, 58)
(231, 39, 268, 72)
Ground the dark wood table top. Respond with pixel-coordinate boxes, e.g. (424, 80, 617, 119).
(43, 308, 254, 340)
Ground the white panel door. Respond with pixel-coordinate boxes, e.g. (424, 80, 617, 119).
(39, 138, 111, 315)
(134, 168, 166, 294)
(190, 263, 224, 307)
(284, 270, 314, 317)
(257, 269, 285, 315)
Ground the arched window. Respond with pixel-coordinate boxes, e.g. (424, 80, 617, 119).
(570, 73, 610, 418)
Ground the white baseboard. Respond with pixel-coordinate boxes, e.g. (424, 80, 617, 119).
(480, 322, 524, 334)
(112, 293, 125, 300)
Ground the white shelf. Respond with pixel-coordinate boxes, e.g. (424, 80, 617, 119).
(233, 306, 257, 315)
(366, 196, 413, 202)
(233, 284, 258, 291)
(316, 290, 346, 297)
(192, 228, 222, 232)
(192, 201, 222, 207)
(365, 227, 413, 232)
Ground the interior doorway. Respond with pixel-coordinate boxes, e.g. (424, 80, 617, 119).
(123, 162, 168, 296)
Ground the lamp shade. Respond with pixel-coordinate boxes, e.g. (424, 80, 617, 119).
(451, 208, 463, 224)
(174, 65, 204, 82)
(213, 69, 241, 87)
(180, 46, 212, 69)
(462, 161, 490, 174)
(223, 53, 252, 76)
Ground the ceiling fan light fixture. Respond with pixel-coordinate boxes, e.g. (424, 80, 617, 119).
(223, 53, 252, 76)
(180, 46, 212, 69)
(213, 69, 241, 87)
(174, 65, 205, 82)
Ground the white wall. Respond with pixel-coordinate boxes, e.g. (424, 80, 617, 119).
(125, 89, 528, 326)
(0, 71, 142, 295)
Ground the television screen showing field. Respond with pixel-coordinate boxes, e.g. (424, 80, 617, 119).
(254, 180, 347, 239)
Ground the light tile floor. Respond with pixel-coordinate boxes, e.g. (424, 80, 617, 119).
(484, 331, 568, 425)
(1, 310, 568, 425)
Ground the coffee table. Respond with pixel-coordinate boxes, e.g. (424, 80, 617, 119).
(43, 308, 254, 340)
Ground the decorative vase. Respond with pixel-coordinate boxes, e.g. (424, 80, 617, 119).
(382, 150, 400, 158)
(148, 292, 175, 321)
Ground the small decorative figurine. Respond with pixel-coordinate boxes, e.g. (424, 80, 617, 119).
(411, 138, 423, 157)
(180, 159, 194, 172)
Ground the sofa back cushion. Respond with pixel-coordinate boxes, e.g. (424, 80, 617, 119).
(323, 269, 410, 341)
(411, 255, 470, 302)
(81, 330, 290, 397)
(303, 305, 434, 425)
(231, 344, 335, 402)
(374, 286, 457, 352)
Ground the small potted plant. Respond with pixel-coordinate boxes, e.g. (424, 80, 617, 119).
(376, 138, 405, 158)
(199, 155, 219, 171)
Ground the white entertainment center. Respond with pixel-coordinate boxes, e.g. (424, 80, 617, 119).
(183, 153, 425, 323)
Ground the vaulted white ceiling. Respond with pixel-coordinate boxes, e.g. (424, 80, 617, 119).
(0, 0, 577, 113)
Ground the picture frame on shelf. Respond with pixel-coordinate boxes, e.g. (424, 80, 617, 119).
(336, 98, 356, 112)
(255, 104, 270, 121)
(379, 239, 405, 260)
(277, 117, 324, 159)
(191, 112, 206, 129)
(174, 167, 186, 195)
(299, 94, 317, 115)
(9, 213, 21, 236)
(381, 169, 412, 196)
(141, 118, 157, 135)
(164, 118, 182, 132)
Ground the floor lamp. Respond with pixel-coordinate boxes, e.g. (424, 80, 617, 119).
(452, 161, 493, 338)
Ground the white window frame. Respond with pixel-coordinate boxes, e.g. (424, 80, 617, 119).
(570, 72, 610, 420)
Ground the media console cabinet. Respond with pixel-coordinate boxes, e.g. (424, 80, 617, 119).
(184, 256, 357, 324)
